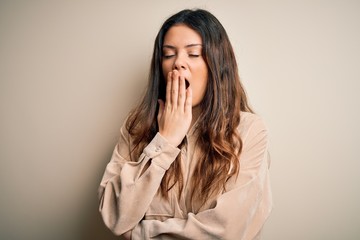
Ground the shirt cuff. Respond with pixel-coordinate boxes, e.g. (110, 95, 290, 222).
(143, 133, 180, 171)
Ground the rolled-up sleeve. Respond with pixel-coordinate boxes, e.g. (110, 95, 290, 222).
(131, 116, 272, 240)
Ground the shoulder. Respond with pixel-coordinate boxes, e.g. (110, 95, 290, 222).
(238, 111, 268, 142)
(238, 112, 270, 168)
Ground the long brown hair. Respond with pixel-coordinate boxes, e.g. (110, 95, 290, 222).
(126, 9, 252, 207)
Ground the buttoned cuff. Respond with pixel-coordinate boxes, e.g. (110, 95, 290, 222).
(143, 133, 180, 170)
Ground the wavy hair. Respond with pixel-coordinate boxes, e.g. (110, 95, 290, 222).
(126, 9, 253, 207)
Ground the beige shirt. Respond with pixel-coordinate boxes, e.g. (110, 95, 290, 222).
(99, 111, 272, 240)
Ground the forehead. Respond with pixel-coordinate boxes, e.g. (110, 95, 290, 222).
(163, 24, 202, 46)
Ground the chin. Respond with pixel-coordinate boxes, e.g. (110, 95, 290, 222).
(191, 102, 201, 108)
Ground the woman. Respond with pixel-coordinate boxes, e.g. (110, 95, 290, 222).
(99, 9, 272, 240)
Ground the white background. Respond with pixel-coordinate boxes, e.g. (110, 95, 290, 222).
(1, 1, 359, 239)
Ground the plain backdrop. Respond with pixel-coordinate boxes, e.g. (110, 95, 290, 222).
(1, 1, 359, 239)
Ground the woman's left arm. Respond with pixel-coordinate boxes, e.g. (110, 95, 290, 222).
(131, 116, 273, 240)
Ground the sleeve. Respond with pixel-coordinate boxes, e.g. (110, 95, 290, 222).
(131, 116, 273, 240)
(98, 123, 181, 236)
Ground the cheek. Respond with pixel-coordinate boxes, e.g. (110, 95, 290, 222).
(192, 78, 208, 103)
(162, 62, 172, 77)
(194, 67, 208, 91)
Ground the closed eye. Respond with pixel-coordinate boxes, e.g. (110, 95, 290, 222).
(189, 54, 200, 58)
(163, 55, 175, 59)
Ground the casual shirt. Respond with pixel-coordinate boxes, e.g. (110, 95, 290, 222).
(99, 111, 272, 239)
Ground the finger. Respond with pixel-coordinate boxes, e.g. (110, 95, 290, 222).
(184, 86, 192, 114)
(165, 72, 172, 107)
(171, 70, 179, 106)
(157, 99, 164, 121)
(178, 75, 186, 109)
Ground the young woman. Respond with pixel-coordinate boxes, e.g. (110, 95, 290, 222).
(99, 9, 272, 240)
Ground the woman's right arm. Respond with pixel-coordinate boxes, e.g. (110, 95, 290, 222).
(98, 125, 180, 236)
(99, 70, 191, 237)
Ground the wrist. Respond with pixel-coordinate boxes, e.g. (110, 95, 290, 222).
(158, 131, 178, 147)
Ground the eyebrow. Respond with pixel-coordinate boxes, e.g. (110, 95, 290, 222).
(162, 44, 202, 49)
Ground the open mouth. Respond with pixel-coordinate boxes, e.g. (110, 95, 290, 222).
(185, 79, 190, 89)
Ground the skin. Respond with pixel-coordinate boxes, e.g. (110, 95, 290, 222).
(157, 24, 209, 147)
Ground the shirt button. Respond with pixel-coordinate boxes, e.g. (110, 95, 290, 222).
(155, 146, 161, 152)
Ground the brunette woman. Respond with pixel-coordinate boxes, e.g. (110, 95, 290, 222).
(99, 9, 272, 240)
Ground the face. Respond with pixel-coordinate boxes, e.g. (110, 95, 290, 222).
(162, 24, 208, 107)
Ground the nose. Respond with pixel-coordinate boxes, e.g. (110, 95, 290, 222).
(173, 55, 186, 70)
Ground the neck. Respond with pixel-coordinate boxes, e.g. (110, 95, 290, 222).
(191, 105, 202, 129)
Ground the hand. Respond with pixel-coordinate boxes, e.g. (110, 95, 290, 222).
(157, 70, 192, 147)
